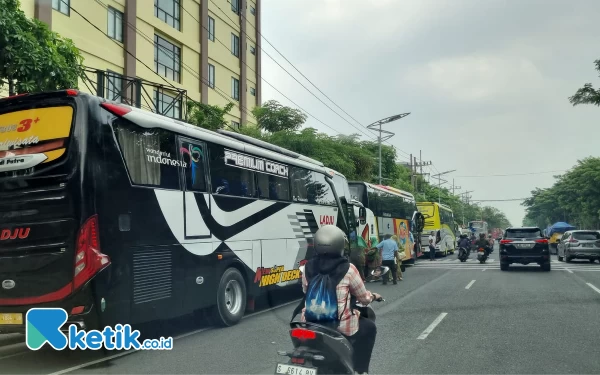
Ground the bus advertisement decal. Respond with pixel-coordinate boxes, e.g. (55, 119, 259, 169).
(254, 265, 301, 287)
(0, 106, 73, 170)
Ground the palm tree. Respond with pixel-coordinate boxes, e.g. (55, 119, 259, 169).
(569, 60, 600, 107)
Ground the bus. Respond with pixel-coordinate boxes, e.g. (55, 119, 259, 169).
(348, 182, 420, 264)
(468, 220, 489, 237)
(417, 202, 457, 256)
(0, 90, 352, 333)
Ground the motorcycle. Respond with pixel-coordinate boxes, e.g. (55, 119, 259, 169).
(477, 247, 488, 264)
(457, 247, 469, 262)
(276, 266, 387, 375)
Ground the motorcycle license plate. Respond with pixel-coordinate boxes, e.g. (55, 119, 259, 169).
(275, 363, 317, 375)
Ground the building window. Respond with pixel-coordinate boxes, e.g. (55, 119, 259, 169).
(154, 35, 181, 83)
(107, 7, 123, 42)
(155, 90, 182, 119)
(231, 77, 240, 101)
(106, 72, 123, 102)
(231, 0, 240, 14)
(231, 121, 240, 130)
(52, 0, 70, 15)
(208, 64, 215, 88)
(250, 87, 256, 96)
(250, 45, 256, 55)
(231, 33, 240, 57)
(250, 6, 256, 15)
(154, 0, 181, 30)
(208, 16, 215, 42)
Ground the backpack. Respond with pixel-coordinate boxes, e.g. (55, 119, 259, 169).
(304, 273, 340, 327)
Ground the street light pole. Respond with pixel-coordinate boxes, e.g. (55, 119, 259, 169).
(432, 170, 456, 204)
(366, 113, 411, 184)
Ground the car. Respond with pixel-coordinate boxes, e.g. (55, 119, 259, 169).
(499, 227, 551, 271)
(556, 230, 600, 263)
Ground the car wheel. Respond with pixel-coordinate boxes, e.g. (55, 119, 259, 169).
(211, 267, 247, 327)
(565, 251, 572, 263)
(500, 262, 509, 271)
(557, 251, 563, 262)
(590, 259, 595, 263)
(541, 262, 551, 272)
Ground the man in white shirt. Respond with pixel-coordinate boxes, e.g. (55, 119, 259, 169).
(428, 231, 436, 261)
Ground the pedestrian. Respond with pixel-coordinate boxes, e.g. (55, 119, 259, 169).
(428, 231, 436, 261)
(391, 234, 404, 281)
(372, 233, 398, 285)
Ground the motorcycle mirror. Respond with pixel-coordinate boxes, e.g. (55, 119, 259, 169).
(299, 265, 305, 274)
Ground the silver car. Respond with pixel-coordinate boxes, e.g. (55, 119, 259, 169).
(557, 230, 600, 263)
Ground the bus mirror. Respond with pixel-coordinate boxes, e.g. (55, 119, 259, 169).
(358, 207, 366, 225)
(413, 212, 425, 233)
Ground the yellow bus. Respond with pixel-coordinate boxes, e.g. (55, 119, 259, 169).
(417, 202, 457, 257)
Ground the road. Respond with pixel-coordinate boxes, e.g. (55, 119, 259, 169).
(3, 244, 600, 374)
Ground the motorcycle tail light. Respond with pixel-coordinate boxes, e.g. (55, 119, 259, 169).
(291, 357, 305, 364)
(291, 328, 317, 340)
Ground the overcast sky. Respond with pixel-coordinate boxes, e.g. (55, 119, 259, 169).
(260, 0, 599, 226)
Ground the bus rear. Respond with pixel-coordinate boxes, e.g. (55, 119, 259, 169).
(0, 91, 107, 333)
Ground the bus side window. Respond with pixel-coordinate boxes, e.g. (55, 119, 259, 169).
(179, 139, 208, 192)
(208, 144, 256, 198)
(256, 172, 290, 201)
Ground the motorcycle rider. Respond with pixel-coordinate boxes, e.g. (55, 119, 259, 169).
(458, 234, 470, 257)
(475, 233, 491, 256)
(299, 225, 382, 375)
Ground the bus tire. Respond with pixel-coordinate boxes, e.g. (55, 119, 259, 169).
(211, 267, 247, 327)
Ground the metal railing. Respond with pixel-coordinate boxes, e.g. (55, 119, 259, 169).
(81, 67, 188, 120)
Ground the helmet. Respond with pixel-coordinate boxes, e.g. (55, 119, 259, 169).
(314, 225, 347, 257)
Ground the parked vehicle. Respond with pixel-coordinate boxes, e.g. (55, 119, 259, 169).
(557, 230, 600, 263)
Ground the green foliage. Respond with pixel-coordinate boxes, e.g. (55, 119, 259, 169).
(186, 101, 234, 131)
(569, 60, 600, 107)
(251, 100, 308, 132)
(0, 0, 84, 93)
(523, 157, 600, 229)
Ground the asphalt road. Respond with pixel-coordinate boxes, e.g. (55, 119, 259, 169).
(3, 244, 600, 374)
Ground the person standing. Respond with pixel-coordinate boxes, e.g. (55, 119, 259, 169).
(391, 234, 404, 281)
(428, 231, 437, 261)
(373, 234, 398, 285)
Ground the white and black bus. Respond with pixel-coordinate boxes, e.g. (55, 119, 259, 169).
(0, 90, 352, 332)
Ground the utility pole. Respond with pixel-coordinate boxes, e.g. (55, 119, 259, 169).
(432, 170, 456, 204)
(409, 153, 414, 189)
(452, 179, 461, 196)
(367, 113, 410, 184)
(412, 151, 431, 193)
(459, 190, 474, 226)
(413, 156, 418, 191)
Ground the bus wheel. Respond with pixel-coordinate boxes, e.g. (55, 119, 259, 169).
(212, 268, 247, 327)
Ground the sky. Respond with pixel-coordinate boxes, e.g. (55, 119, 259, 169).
(259, 0, 599, 226)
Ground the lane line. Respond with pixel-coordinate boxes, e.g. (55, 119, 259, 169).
(586, 283, 600, 295)
(465, 280, 476, 289)
(45, 297, 303, 375)
(417, 313, 448, 340)
(566, 268, 574, 274)
(482, 268, 487, 272)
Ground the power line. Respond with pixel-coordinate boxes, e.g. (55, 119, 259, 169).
(455, 170, 566, 178)
(470, 198, 528, 202)
(216, 0, 413, 160)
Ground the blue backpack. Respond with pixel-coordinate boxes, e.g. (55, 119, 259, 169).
(304, 273, 340, 326)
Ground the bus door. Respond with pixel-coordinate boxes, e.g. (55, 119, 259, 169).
(178, 137, 212, 239)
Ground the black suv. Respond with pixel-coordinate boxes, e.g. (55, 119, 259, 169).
(499, 227, 551, 271)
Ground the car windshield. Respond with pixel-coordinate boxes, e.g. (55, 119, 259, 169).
(573, 232, 600, 240)
(506, 229, 542, 238)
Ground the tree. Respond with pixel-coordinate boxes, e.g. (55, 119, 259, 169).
(569, 60, 600, 107)
(0, 0, 84, 94)
(252, 100, 308, 132)
(186, 101, 234, 131)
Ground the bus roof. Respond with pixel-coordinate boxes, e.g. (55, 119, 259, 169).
(348, 181, 416, 202)
(97, 97, 331, 174)
(417, 201, 453, 212)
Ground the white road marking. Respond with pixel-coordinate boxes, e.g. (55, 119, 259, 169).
(586, 283, 600, 295)
(417, 313, 448, 340)
(565, 268, 574, 274)
(465, 280, 476, 289)
(482, 268, 487, 271)
(43, 298, 304, 375)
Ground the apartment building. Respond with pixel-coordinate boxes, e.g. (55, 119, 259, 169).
(18, 0, 261, 127)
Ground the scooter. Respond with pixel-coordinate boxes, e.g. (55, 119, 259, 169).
(477, 247, 488, 264)
(457, 247, 469, 262)
(276, 266, 387, 375)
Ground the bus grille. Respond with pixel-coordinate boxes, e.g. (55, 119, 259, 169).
(132, 248, 172, 304)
